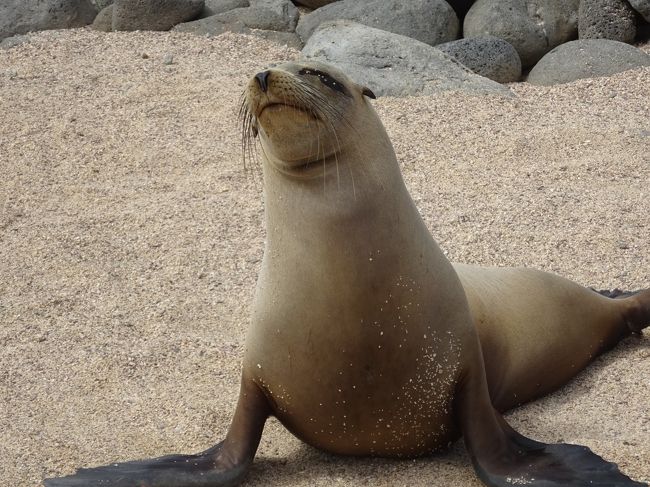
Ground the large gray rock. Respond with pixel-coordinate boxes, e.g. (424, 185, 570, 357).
(628, 0, 650, 21)
(435, 36, 522, 83)
(91, 5, 114, 31)
(527, 39, 650, 85)
(173, 16, 248, 35)
(200, 0, 249, 18)
(112, 0, 204, 31)
(0, 0, 97, 41)
(302, 20, 510, 97)
(578, 0, 636, 43)
(206, 0, 299, 31)
(172, 15, 302, 47)
(297, 0, 459, 47)
(249, 28, 302, 48)
(464, 0, 579, 68)
(250, 0, 298, 13)
(0, 35, 31, 49)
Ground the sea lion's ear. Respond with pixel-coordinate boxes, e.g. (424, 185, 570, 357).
(362, 87, 376, 99)
(252, 123, 259, 137)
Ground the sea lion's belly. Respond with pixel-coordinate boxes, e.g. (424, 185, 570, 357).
(243, 220, 473, 456)
(244, 292, 465, 456)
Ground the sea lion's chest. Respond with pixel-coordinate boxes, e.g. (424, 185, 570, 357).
(243, 250, 467, 456)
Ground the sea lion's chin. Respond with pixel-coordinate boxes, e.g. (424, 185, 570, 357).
(259, 120, 341, 176)
(263, 143, 341, 177)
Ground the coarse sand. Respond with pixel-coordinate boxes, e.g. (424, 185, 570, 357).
(0, 29, 648, 487)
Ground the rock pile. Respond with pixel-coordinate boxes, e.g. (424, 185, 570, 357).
(296, 0, 459, 47)
(1, 0, 97, 40)
(302, 20, 510, 97)
(2, 0, 649, 95)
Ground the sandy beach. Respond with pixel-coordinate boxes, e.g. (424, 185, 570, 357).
(0, 29, 648, 486)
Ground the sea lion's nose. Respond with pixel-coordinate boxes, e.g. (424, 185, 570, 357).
(255, 70, 271, 92)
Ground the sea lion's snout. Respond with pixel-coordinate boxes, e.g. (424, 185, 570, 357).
(255, 70, 271, 92)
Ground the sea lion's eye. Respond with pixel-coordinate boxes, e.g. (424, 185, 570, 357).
(298, 68, 350, 97)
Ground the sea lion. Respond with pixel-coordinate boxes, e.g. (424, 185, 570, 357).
(45, 60, 649, 487)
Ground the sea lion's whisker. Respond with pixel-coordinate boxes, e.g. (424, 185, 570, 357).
(238, 93, 260, 176)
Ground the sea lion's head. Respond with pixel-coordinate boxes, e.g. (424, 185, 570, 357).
(242, 60, 377, 178)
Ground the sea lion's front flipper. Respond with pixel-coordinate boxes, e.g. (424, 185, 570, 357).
(456, 364, 648, 487)
(43, 444, 247, 487)
(44, 376, 270, 487)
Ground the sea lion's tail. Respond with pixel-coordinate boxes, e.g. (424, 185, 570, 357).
(624, 288, 650, 333)
(593, 287, 650, 333)
(593, 287, 644, 299)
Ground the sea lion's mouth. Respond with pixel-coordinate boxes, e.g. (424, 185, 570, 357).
(258, 102, 316, 119)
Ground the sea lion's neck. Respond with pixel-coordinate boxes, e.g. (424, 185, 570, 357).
(261, 142, 413, 241)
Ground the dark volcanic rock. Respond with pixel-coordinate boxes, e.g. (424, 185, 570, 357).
(578, 0, 637, 43)
(436, 36, 522, 83)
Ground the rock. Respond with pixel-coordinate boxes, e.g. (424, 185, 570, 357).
(0, 0, 98, 41)
(302, 20, 510, 97)
(527, 39, 650, 85)
(578, 0, 636, 43)
(173, 15, 302, 48)
(435, 36, 521, 83)
(173, 16, 248, 35)
(201, 0, 249, 18)
(0, 35, 30, 49)
(297, 0, 459, 47)
(91, 5, 114, 31)
(90, 0, 114, 10)
(207, 0, 299, 31)
(250, 29, 302, 48)
(628, 0, 650, 21)
(464, 0, 579, 68)
(112, 0, 204, 31)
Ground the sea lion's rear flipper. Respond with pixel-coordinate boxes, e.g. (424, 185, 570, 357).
(456, 357, 648, 487)
(473, 422, 648, 487)
(43, 377, 269, 487)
